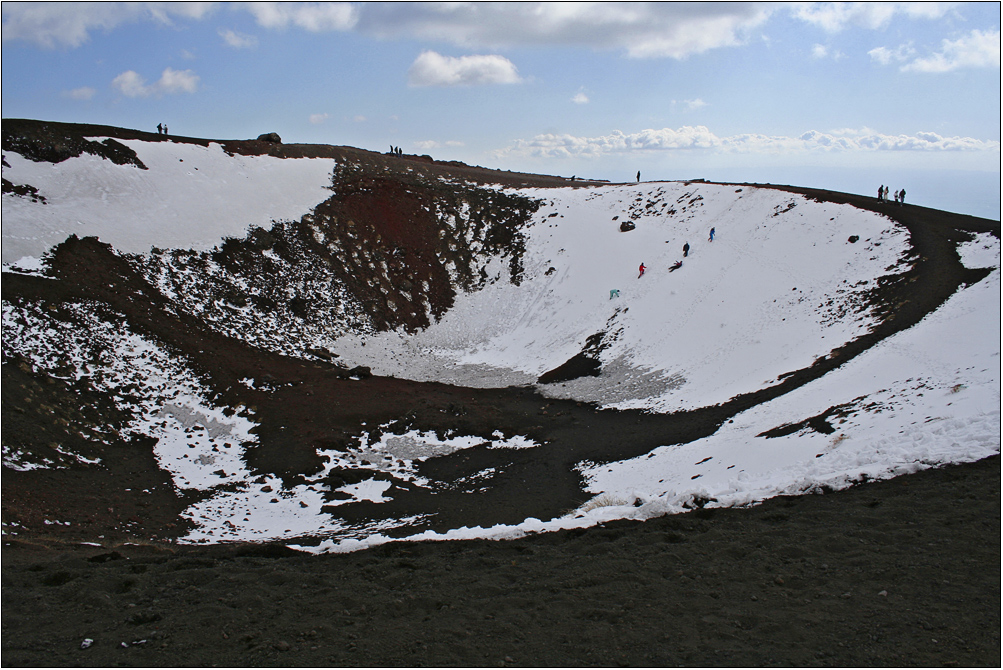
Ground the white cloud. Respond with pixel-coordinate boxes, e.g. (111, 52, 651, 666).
(111, 67, 199, 98)
(352, 2, 776, 59)
(868, 43, 917, 65)
(245, 2, 356, 32)
(793, 2, 955, 32)
(407, 50, 522, 87)
(684, 98, 707, 110)
(1, 2, 215, 49)
(156, 67, 200, 94)
(414, 140, 464, 150)
(902, 29, 1001, 72)
(571, 91, 589, 104)
(497, 126, 1000, 159)
(2, 1, 971, 66)
(352, 115, 366, 123)
(63, 86, 96, 100)
(870, 30, 999, 72)
(4, 2, 774, 58)
(111, 70, 148, 98)
(219, 28, 257, 49)
(309, 113, 329, 125)
(811, 43, 845, 61)
(498, 127, 722, 159)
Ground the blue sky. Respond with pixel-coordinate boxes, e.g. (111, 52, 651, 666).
(2, 2, 1000, 218)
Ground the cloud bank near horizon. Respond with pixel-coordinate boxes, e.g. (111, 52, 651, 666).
(496, 126, 1001, 160)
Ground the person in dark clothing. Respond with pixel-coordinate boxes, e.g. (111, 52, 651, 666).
(157, 123, 163, 135)
(164, 125, 168, 136)
(669, 260, 682, 272)
(878, 184, 884, 201)
(636, 171, 640, 183)
(899, 188, 906, 205)
(683, 242, 690, 257)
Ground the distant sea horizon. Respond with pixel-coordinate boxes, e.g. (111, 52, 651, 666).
(666, 166, 1001, 222)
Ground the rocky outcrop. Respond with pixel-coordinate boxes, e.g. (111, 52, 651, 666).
(2, 119, 147, 168)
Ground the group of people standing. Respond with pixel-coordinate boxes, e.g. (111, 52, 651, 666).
(389, 145, 403, 156)
(877, 184, 906, 205)
(156, 123, 169, 136)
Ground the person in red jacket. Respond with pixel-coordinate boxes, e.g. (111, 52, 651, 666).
(638, 263, 646, 278)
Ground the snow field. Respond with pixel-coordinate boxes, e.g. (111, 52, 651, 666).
(582, 254, 1000, 516)
(296, 187, 1001, 553)
(332, 181, 909, 412)
(2, 140, 336, 263)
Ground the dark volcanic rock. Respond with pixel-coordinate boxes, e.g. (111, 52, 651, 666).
(538, 331, 609, 384)
(3, 120, 146, 168)
(2, 178, 47, 203)
(538, 353, 601, 384)
(256, 132, 282, 143)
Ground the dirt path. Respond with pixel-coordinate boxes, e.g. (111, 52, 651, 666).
(3, 455, 998, 667)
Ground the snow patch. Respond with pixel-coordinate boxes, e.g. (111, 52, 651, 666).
(2, 140, 336, 262)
